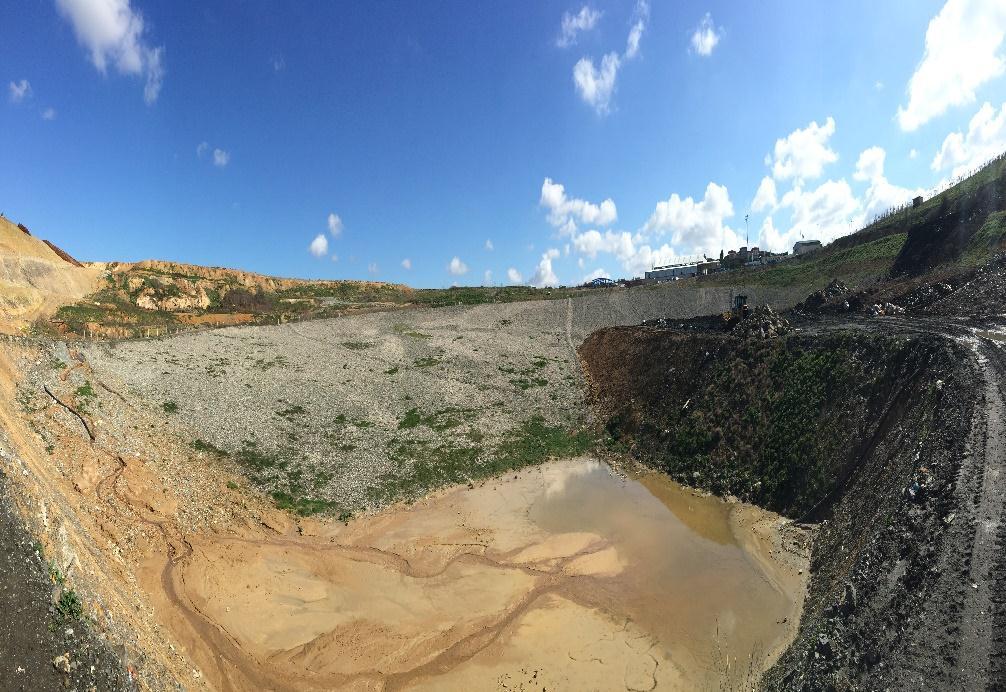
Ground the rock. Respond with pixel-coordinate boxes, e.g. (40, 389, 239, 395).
(53, 654, 71, 674)
(816, 634, 834, 659)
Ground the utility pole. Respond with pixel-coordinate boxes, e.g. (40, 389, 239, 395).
(745, 214, 749, 248)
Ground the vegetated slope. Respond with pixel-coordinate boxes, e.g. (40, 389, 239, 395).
(580, 326, 977, 689)
(891, 155, 1006, 275)
(43, 260, 417, 339)
(0, 215, 101, 332)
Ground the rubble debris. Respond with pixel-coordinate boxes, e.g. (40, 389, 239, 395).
(731, 305, 791, 339)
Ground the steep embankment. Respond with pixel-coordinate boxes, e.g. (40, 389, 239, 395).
(0, 215, 101, 332)
(580, 326, 978, 689)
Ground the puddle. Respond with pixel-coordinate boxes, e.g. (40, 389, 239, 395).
(172, 459, 809, 691)
(976, 329, 1006, 343)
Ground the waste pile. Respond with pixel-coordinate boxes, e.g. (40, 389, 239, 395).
(731, 305, 791, 339)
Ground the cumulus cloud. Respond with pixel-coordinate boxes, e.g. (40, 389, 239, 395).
(8, 79, 30, 103)
(483, 269, 493, 284)
(751, 177, 777, 213)
(448, 256, 468, 275)
(531, 248, 561, 287)
(642, 182, 739, 256)
(309, 234, 328, 257)
(766, 179, 861, 252)
(853, 146, 924, 219)
(484, 238, 494, 251)
(572, 0, 647, 114)
(767, 117, 838, 183)
(897, 0, 1006, 131)
(368, 262, 378, 275)
(853, 146, 886, 182)
(196, 141, 208, 158)
(55, 0, 166, 104)
(581, 268, 610, 283)
(932, 101, 1006, 177)
(540, 178, 617, 235)
(507, 267, 523, 284)
(41, 107, 57, 120)
(557, 6, 601, 48)
(327, 212, 343, 237)
(401, 258, 411, 270)
(212, 148, 229, 167)
(573, 53, 621, 115)
(689, 13, 721, 56)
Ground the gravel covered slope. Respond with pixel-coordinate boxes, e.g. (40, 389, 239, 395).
(0, 470, 128, 692)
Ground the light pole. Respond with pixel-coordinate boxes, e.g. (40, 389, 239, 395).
(745, 214, 749, 248)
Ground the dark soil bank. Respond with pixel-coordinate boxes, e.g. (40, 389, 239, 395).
(0, 471, 128, 692)
(580, 326, 982, 689)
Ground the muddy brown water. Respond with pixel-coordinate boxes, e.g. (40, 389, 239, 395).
(172, 459, 808, 691)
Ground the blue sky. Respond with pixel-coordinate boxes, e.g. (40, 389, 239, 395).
(3, 1, 1006, 287)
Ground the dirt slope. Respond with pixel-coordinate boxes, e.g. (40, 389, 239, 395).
(0, 215, 102, 332)
(579, 321, 996, 689)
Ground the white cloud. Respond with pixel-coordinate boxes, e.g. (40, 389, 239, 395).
(507, 267, 524, 284)
(196, 141, 208, 158)
(327, 212, 343, 237)
(41, 107, 57, 120)
(582, 268, 610, 283)
(531, 248, 561, 287)
(483, 269, 492, 284)
(572, 0, 647, 114)
(448, 256, 468, 275)
(309, 234, 328, 257)
(932, 101, 1006, 177)
(853, 146, 886, 182)
(331, 253, 339, 262)
(55, 0, 166, 104)
(401, 258, 411, 270)
(484, 238, 494, 251)
(573, 52, 621, 115)
(853, 146, 924, 219)
(571, 229, 634, 260)
(625, 0, 649, 59)
(540, 177, 617, 234)
(642, 182, 739, 256)
(212, 148, 230, 167)
(751, 177, 777, 212)
(143, 45, 164, 104)
(8, 79, 30, 103)
(874, 80, 884, 91)
(910, 148, 919, 159)
(768, 117, 838, 182)
(689, 13, 721, 56)
(557, 6, 601, 48)
(897, 0, 1006, 131)
(368, 262, 378, 275)
(767, 179, 861, 251)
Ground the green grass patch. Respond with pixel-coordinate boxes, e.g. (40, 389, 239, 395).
(341, 341, 375, 350)
(191, 438, 229, 457)
(413, 356, 442, 368)
(162, 400, 178, 414)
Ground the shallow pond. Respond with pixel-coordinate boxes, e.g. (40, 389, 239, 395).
(175, 459, 809, 690)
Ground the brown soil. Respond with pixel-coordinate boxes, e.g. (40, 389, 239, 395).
(0, 216, 102, 332)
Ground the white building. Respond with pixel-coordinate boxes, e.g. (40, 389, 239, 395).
(793, 240, 822, 255)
